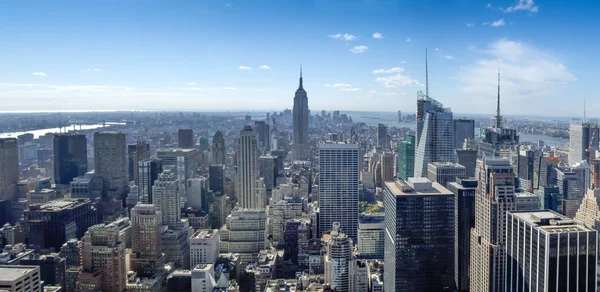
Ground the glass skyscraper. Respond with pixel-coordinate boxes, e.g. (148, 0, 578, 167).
(397, 135, 415, 180)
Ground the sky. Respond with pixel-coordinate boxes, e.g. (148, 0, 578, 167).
(0, 0, 599, 117)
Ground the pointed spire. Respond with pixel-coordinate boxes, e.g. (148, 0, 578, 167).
(425, 49, 429, 98)
(298, 65, 304, 90)
(496, 69, 502, 128)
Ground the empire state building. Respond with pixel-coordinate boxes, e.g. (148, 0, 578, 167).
(293, 68, 309, 161)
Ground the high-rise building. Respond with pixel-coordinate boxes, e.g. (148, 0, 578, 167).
(219, 207, 268, 266)
(137, 158, 163, 204)
(0, 265, 41, 292)
(383, 178, 455, 291)
(397, 135, 415, 180)
(569, 119, 599, 165)
(187, 177, 205, 210)
(208, 164, 224, 194)
(161, 222, 192, 269)
(53, 134, 87, 186)
(254, 121, 271, 151)
(19, 253, 66, 288)
(130, 204, 164, 276)
(292, 68, 309, 161)
(128, 141, 150, 183)
(324, 222, 356, 292)
(377, 123, 388, 150)
(157, 148, 198, 184)
(381, 152, 395, 183)
(191, 264, 217, 292)
(236, 126, 266, 210)
(415, 95, 456, 177)
(456, 149, 477, 177)
(152, 170, 181, 227)
(59, 239, 81, 268)
(81, 223, 127, 292)
(357, 213, 384, 260)
(555, 166, 587, 218)
(211, 131, 226, 165)
(178, 129, 194, 149)
(318, 142, 359, 241)
(190, 229, 220, 267)
(447, 178, 477, 292)
(575, 189, 600, 289)
(259, 154, 275, 193)
(453, 119, 475, 149)
(470, 158, 516, 292)
(427, 162, 466, 188)
(22, 198, 95, 250)
(506, 210, 597, 291)
(94, 132, 128, 192)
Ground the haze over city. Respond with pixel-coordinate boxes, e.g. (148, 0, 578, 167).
(1, 0, 598, 116)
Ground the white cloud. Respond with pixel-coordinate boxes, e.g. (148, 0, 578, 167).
(32, 72, 47, 77)
(259, 65, 270, 70)
(405, 38, 411, 42)
(491, 19, 506, 27)
(350, 45, 368, 54)
(373, 67, 405, 74)
(328, 33, 356, 41)
(435, 48, 441, 52)
(460, 39, 576, 103)
(372, 32, 383, 39)
(445, 55, 455, 60)
(326, 83, 360, 92)
(332, 83, 352, 88)
(186, 82, 197, 86)
(238, 66, 252, 70)
(466, 23, 475, 28)
(340, 87, 361, 92)
(84, 68, 103, 72)
(376, 74, 421, 88)
(504, 0, 538, 13)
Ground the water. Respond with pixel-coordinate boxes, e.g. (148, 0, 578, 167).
(0, 123, 124, 139)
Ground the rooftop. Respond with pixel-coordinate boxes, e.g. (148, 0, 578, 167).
(510, 210, 593, 233)
(192, 229, 218, 239)
(385, 178, 452, 196)
(28, 198, 89, 212)
(429, 162, 466, 168)
(0, 266, 38, 282)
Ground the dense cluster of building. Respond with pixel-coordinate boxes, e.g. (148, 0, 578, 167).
(0, 65, 599, 292)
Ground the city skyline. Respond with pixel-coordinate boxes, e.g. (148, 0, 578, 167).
(1, 0, 598, 116)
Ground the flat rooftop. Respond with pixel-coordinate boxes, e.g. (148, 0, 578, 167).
(385, 178, 452, 196)
(511, 210, 593, 233)
(29, 198, 89, 211)
(429, 162, 465, 168)
(192, 229, 218, 239)
(0, 266, 38, 282)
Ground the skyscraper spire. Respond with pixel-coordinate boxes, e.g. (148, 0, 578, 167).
(425, 49, 429, 98)
(298, 65, 304, 90)
(496, 70, 502, 128)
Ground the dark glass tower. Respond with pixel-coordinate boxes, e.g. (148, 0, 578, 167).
(53, 134, 88, 185)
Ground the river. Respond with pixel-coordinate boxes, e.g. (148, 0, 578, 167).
(0, 123, 124, 139)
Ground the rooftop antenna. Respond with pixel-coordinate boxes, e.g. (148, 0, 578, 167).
(496, 69, 502, 129)
(425, 49, 429, 98)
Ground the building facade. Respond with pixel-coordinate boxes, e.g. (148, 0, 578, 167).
(53, 134, 87, 186)
(130, 204, 164, 276)
(569, 119, 599, 165)
(190, 229, 220, 268)
(81, 223, 127, 292)
(94, 132, 128, 193)
(236, 126, 266, 210)
(178, 129, 194, 149)
(427, 162, 466, 188)
(292, 69, 309, 161)
(211, 131, 226, 166)
(397, 135, 415, 180)
(152, 170, 181, 227)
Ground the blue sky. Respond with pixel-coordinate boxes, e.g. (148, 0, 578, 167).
(0, 0, 598, 117)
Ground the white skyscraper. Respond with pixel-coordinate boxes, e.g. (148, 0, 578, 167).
(414, 95, 456, 177)
(190, 229, 220, 268)
(152, 170, 181, 227)
(236, 126, 266, 210)
(187, 177, 206, 210)
(324, 222, 358, 292)
(293, 68, 309, 161)
(318, 142, 359, 241)
(569, 119, 599, 165)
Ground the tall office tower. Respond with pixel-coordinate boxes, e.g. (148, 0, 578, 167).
(507, 210, 597, 291)
(219, 207, 268, 266)
(397, 110, 402, 122)
(138, 158, 163, 204)
(80, 223, 127, 292)
(324, 222, 356, 292)
(209, 164, 224, 194)
(0, 266, 41, 292)
(470, 158, 516, 292)
(211, 131, 226, 165)
(59, 239, 81, 268)
(53, 134, 87, 185)
(478, 73, 519, 159)
(187, 177, 205, 210)
(427, 162, 466, 188)
(22, 198, 95, 250)
(153, 170, 181, 227)
(254, 120, 271, 151)
(292, 68, 309, 161)
(157, 148, 198, 184)
(380, 152, 395, 183)
(415, 94, 456, 177)
(569, 119, 599, 165)
(318, 142, 359, 241)
(377, 123, 388, 150)
(453, 119, 475, 149)
(128, 141, 150, 183)
(130, 204, 164, 276)
(397, 135, 415, 180)
(555, 166, 587, 218)
(0, 138, 19, 201)
(383, 178, 455, 291)
(447, 178, 478, 292)
(456, 149, 477, 177)
(357, 213, 384, 259)
(259, 154, 275, 193)
(178, 129, 194, 149)
(93, 132, 127, 192)
(236, 126, 265, 209)
(190, 229, 220, 267)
